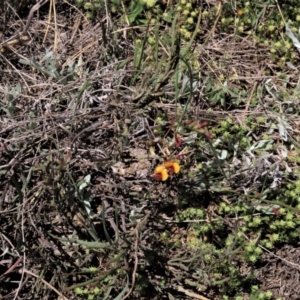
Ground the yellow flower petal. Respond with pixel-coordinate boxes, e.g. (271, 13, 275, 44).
(164, 161, 180, 174)
(154, 165, 169, 181)
(160, 168, 169, 181)
(155, 165, 165, 173)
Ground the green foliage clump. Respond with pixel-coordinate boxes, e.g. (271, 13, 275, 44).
(75, 0, 107, 18)
(176, 207, 205, 221)
(176, 0, 199, 39)
(74, 285, 101, 299)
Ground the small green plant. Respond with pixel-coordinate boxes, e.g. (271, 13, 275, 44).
(204, 80, 246, 108)
(1, 84, 21, 117)
(19, 50, 79, 83)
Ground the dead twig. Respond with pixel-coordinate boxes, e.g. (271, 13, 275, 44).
(0, 256, 23, 279)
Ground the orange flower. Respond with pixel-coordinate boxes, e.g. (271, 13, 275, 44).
(237, 9, 243, 16)
(154, 165, 169, 181)
(164, 161, 180, 175)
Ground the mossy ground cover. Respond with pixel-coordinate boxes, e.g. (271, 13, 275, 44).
(1, 0, 300, 299)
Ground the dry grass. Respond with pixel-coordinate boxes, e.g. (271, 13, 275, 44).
(1, 1, 300, 299)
